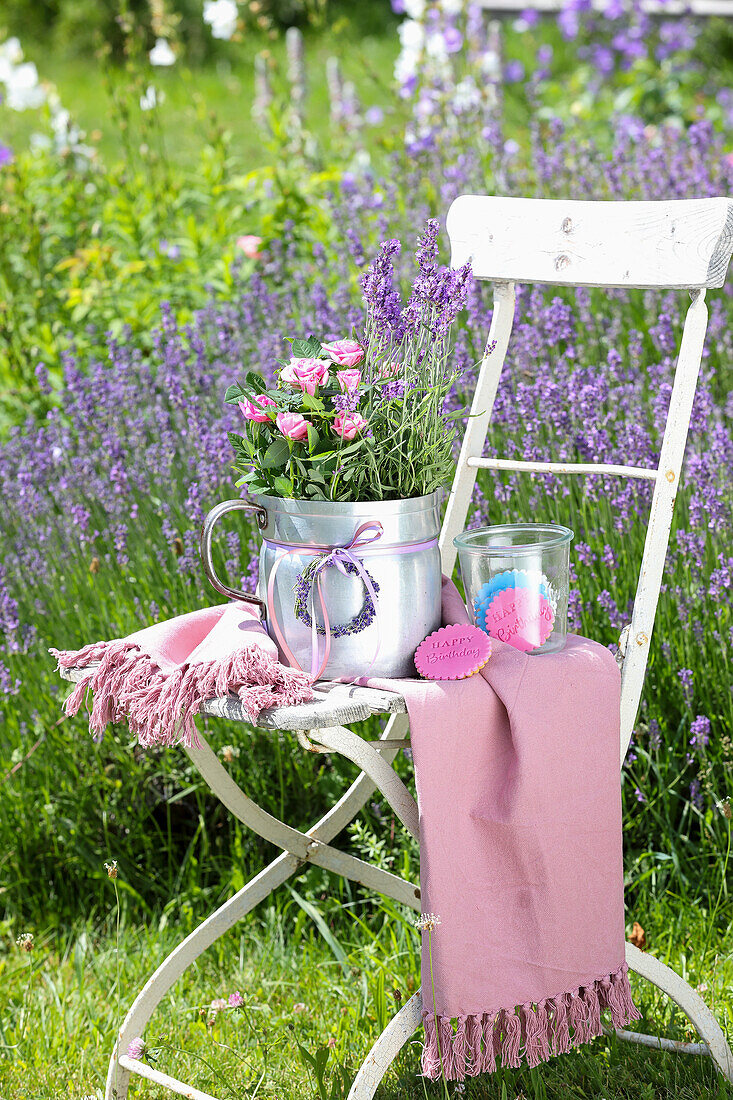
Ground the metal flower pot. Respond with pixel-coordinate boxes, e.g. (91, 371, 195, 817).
(200, 492, 443, 680)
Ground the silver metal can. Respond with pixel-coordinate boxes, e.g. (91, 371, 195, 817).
(200, 492, 443, 680)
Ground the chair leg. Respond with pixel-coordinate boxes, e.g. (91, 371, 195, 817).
(105, 849, 304, 1100)
(348, 992, 423, 1100)
(104, 715, 413, 1099)
(626, 942, 733, 1082)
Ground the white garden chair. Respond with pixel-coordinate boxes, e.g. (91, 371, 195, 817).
(60, 196, 733, 1100)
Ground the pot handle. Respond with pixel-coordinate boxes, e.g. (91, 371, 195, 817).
(200, 499, 268, 619)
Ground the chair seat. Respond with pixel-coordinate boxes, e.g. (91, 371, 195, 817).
(209, 681, 407, 730)
(59, 666, 407, 732)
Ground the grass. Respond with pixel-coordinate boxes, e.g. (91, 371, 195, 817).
(2, 27, 402, 170)
(1, 884, 731, 1100)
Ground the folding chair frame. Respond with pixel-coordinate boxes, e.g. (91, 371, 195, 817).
(60, 197, 733, 1100)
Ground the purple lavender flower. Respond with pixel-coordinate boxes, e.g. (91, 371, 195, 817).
(689, 715, 711, 753)
(648, 720, 662, 751)
(364, 106, 384, 127)
(689, 779, 704, 812)
(360, 238, 404, 344)
(504, 61, 525, 84)
(678, 668, 694, 702)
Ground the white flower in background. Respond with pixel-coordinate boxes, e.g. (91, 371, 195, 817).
(440, 0, 464, 13)
(203, 0, 238, 40)
(0, 36, 93, 165)
(140, 85, 164, 111)
(398, 19, 425, 53)
(452, 75, 480, 112)
(0, 36, 23, 81)
(480, 49, 501, 79)
(395, 52, 418, 89)
(415, 92, 435, 120)
(425, 32, 448, 61)
(4, 60, 46, 111)
(51, 107, 73, 139)
(404, 0, 426, 17)
(395, 18, 426, 88)
(0, 37, 22, 63)
(149, 37, 176, 67)
(29, 132, 52, 152)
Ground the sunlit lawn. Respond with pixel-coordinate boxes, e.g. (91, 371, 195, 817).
(2, 29, 401, 170)
(1, 883, 731, 1099)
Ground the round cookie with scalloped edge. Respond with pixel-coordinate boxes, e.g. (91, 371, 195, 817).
(415, 623, 492, 681)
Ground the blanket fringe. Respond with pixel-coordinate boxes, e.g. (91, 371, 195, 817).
(50, 638, 314, 748)
(421, 962, 640, 1081)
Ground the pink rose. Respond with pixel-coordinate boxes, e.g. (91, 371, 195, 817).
(236, 235, 263, 259)
(321, 338, 364, 367)
(379, 360, 401, 378)
(333, 412, 367, 440)
(238, 394, 277, 423)
(280, 357, 330, 396)
(276, 411, 309, 441)
(336, 369, 362, 394)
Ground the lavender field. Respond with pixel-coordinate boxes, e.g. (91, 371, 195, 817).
(0, 3, 731, 1097)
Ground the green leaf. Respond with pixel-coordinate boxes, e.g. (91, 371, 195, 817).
(272, 475, 294, 496)
(317, 453, 338, 474)
(261, 436, 290, 469)
(301, 392, 325, 412)
(292, 334, 324, 359)
(306, 483, 327, 499)
(291, 337, 313, 358)
(336, 439, 364, 457)
(224, 382, 246, 404)
(245, 370, 266, 393)
(286, 887, 349, 975)
(227, 431, 244, 450)
(307, 424, 320, 454)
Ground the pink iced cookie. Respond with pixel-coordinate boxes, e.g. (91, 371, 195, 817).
(484, 585, 555, 653)
(415, 624, 492, 680)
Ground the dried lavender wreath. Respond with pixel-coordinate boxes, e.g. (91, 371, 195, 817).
(225, 220, 472, 502)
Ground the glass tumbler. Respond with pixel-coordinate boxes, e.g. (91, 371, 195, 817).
(453, 524, 574, 655)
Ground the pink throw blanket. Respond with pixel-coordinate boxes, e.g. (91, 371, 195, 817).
(373, 578, 640, 1079)
(51, 602, 314, 747)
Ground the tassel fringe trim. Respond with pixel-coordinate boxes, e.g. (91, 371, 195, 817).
(50, 638, 314, 748)
(421, 962, 641, 1081)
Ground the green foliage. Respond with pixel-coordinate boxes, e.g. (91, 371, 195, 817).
(0, 115, 345, 426)
(0, 0, 346, 61)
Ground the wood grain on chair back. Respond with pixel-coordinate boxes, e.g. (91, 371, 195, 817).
(446, 196, 733, 290)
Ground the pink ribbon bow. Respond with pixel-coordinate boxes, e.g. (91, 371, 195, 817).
(266, 520, 384, 681)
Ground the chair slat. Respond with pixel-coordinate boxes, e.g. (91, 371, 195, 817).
(477, 0, 733, 14)
(468, 457, 659, 480)
(447, 196, 733, 289)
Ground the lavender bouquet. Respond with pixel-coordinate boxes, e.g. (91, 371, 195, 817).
(225, 221, 471, 503)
